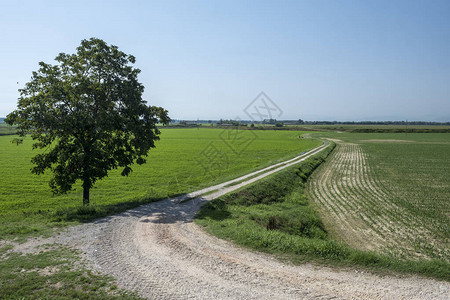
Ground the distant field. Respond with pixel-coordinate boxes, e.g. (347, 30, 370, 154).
(300, 124, 450, 132)
(308, 132, 450, 262)
(0, 124, 16, 135)
(302, 124, 450, 130)
(0, 128, 320, 238)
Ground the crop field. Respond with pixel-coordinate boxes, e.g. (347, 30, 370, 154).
(308, 132, 450, 262)
(300, 124, 450, 132)
(0, 127, 320, 238)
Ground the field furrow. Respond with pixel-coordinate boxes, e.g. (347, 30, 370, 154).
(308, 140, 448, 261)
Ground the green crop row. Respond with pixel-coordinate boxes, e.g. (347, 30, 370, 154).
(307, 132, 449, 262)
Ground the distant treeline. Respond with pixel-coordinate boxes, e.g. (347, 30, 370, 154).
(170, 119, 450, 126)
(301, 120, 450, 126)
(213, 125, 450, 133)
(351, 128, 450, 133)
(2, 117, 449, 126)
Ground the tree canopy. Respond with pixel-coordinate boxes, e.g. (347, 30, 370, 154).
(6, 38, 170, 205)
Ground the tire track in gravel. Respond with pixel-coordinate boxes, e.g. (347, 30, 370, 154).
(29, 141, 448, 299)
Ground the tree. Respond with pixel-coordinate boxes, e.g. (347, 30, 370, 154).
(6, 38, 170, 205)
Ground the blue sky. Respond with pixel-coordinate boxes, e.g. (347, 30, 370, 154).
(1, 0, 449, 121)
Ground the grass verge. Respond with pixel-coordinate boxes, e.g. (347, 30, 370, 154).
(0, 245, 142, 299)
(0, 194, 169, 242)
(195, 144, 450, 281)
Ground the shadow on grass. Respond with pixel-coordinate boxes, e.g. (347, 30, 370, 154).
(195, 199, 231, 221)
(51, 193, 217, 226)
(51, 193, 186, 223)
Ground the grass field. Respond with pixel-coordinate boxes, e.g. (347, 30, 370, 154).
(0, 128, 320, 239)
(308, 132, 450, 262)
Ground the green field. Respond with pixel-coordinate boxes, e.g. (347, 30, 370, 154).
(308, 132, 450, 262)
(0, 128, 320, 239)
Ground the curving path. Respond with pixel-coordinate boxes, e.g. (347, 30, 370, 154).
(47, 142, 449, 299)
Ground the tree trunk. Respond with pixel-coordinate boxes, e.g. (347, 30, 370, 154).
(82, 149, 90, 206)
(83, 183, 90, 206)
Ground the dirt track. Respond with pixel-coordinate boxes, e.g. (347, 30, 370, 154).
(17, 142, 450, 299)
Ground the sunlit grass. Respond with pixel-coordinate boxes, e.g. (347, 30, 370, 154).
(0, 128, 320, 239)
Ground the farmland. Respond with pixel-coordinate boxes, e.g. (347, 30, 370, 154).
(308, 132, 450, 262)
(1, 127, 449, 299)
(299, 124, 450, 133)
(0, 127, 320, 239)
(195, 135, 449, 280)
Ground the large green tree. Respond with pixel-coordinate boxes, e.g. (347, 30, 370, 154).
(6, 38, 170, 205)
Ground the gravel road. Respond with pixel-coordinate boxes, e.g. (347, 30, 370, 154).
(20, 143, 449, 299)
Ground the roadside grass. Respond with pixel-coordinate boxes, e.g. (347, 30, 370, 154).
(0, 128, 321, 240)
(0, 245, 142, 299)
(195, 144, 450, 281)
(0, 195, 171, 243)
